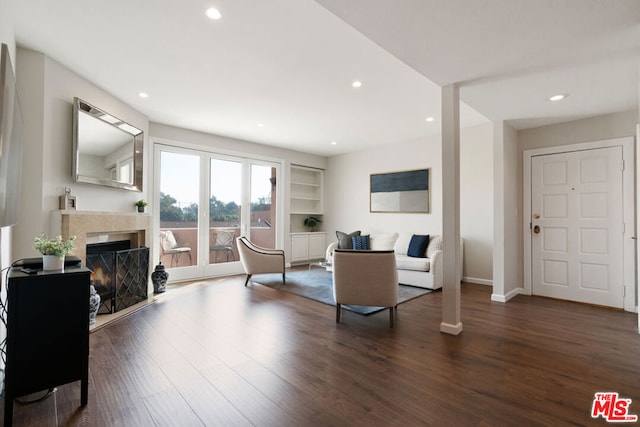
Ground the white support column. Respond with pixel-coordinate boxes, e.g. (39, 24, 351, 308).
(440, 84, 462, 335)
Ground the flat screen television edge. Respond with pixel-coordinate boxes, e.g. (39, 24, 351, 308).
(0, 43, 24, 228)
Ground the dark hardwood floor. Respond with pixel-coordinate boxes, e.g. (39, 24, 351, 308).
(8, 268, 640, 426)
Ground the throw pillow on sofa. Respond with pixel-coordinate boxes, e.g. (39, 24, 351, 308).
(336, 230, 361, 249)
(393, 233, 413, 255)
(369, 232, 399, 250)
(352, 235, 370, 250)
(407, 234, 430, 258)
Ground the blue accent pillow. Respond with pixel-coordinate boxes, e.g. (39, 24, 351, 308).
(407, 234, 429, 258)
(352, 235, 370, 250)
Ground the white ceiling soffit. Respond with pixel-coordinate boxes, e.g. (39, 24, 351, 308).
(10, 0, 488, 157)
(315, 0, 640, 129)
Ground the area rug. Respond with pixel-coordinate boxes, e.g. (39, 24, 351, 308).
(250, 269, 433, 315)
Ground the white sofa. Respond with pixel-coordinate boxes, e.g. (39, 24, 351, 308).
(325, 232, 462, 290)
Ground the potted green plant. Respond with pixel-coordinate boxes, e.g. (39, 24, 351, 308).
(34, 234, 76, 270)
(135, 199, 148, 213)
(304, 216, 322, 232)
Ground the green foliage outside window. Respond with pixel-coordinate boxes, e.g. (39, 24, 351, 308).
(159, 192, 271, 224)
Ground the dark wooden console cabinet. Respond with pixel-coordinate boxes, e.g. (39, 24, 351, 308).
(4, 266, 90, 427)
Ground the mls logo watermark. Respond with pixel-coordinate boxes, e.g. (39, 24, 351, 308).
(592, 392, 638, 422)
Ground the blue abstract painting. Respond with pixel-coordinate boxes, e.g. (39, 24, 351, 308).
(370, 169, 429, 213)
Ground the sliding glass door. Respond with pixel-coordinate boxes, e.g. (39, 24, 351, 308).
(208, 157, 242, 269)
(158, 149, 199, 277)
(249, 162, 277, 249)
(155, 144, 281, 281)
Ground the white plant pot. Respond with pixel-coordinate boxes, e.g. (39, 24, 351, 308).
(43, 254, 65, 271)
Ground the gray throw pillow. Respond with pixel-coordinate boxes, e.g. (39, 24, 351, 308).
(336, 230, 361, 249)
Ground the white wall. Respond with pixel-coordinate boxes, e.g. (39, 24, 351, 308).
(460, 124, 494, 283)
(325, 123, 494, 283)
(0, 1, 15, 65)
(519, 110, 638, 150)
(150, 122, 325, 170)
(13, 49, 329, 264)
(325, 135, 443, 238)
(492, 121, 520, 301)
(14, 48, 150, 260)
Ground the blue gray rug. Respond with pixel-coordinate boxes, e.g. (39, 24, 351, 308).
(250, 269, 433, 315)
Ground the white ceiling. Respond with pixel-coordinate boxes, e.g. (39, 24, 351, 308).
(317, 0, 640, 130)
(9, 0, 639, 157)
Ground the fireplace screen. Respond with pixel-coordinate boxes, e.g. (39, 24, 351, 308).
(87, 242, 149, 314)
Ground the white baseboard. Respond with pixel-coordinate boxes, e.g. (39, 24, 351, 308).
(463, 276, 493, 286)
(491, 287, 524, 303)
(440, 322, 463, 335)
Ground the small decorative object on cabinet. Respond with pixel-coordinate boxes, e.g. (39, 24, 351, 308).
(151, 261, 169, 293)
(33, 234, 76, 271)
(42, 254, 64, 271)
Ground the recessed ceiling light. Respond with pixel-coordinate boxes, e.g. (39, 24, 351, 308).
(425, 116, 434, 122)
(138, 92, 149, 98)
(351, 81, 362, 88)
(205, 7, 222, 20)
(548, 94, 568, 101)
(331, 141, 337, 145)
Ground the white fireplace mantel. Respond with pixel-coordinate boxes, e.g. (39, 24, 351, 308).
(50, 210, 151, 263)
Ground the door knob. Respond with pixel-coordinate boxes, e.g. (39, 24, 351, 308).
(533, 225, 541, 234)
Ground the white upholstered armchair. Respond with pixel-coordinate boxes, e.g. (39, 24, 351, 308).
(332, 249, 399, 327)
(236, 236, 286, 287)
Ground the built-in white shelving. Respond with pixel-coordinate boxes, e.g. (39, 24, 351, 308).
(290, 165, 323, 214)
(289, 165, 325, 262)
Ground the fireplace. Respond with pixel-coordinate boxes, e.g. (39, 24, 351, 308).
(86, 241, 150, 314)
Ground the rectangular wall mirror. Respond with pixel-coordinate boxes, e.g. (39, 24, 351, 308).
(72, 97, 143, 192)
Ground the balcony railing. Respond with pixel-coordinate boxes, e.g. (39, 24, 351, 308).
(158, 225, 275, 268)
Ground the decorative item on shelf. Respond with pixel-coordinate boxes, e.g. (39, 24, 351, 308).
(304, 216, 322, 232)
(89, 285, 100, 325)
(151, 261, 168, 294)
(59, 187, 77, 210)
(135, 199, 148, 213)
(33, 234, 76, 271)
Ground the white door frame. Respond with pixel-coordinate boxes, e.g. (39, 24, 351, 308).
(523, 137, 636, 313)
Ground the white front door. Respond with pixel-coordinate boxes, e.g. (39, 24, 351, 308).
(531, 146, 624, 308)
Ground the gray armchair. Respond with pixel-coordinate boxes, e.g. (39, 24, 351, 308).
(332, 249, 398, 327)
(236, 236, 285, 286)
